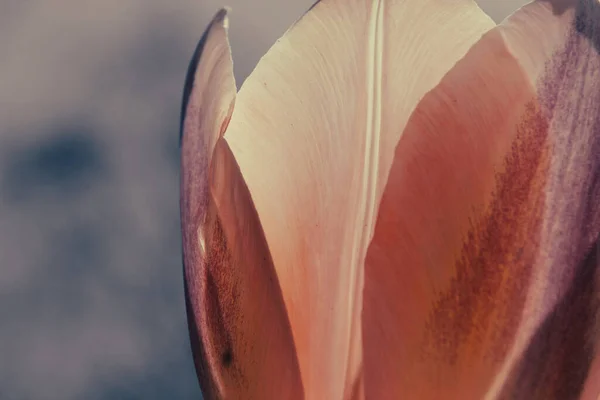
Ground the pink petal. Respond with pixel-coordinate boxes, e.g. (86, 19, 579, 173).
(362, 1, 600, 398)
(223, 1, 494, 397)
(180, 9, 302, 399)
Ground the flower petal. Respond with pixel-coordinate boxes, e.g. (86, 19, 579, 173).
(495, 0, 600, 397)
(362, 1, 600, 398)
(222, 1, 494, 397)
(580, 348, 600, 400)
(180, 9, 302, 399)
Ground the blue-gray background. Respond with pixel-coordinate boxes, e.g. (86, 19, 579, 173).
(0, 1, 526, 398)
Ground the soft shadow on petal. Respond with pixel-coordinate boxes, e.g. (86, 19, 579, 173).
(222, 1, 494, 397)
(180, 9, 302, 399)
(497, 238, 599, 399)
(496, 1, 600, 398)
(362, 1, 599, 399)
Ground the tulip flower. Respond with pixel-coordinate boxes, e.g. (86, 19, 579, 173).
(180, 0, 599, 398)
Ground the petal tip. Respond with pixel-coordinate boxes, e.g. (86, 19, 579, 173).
(213, 6, 232, 29)
(179, 6, 233, 144)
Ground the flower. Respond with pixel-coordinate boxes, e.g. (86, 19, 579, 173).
(179, 1, 600, 399)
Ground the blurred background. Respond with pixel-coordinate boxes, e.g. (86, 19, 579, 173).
(0, 0, 528, 399)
